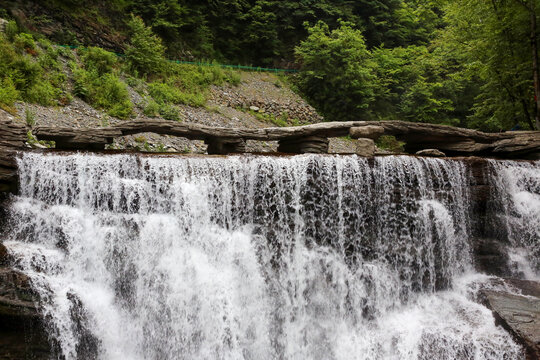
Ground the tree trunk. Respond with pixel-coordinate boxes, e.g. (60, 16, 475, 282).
(530, 0, 540, 129)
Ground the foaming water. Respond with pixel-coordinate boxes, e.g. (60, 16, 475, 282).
(488, 160, 540, 279)
(2, 153, 523, 359)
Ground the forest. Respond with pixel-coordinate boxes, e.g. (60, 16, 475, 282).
(1, 0, 539, 131)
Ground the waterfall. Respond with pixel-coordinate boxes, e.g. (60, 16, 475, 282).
(488, 160, 540, 279)
(2, 153, 528, 359)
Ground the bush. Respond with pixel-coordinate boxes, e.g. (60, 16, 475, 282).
(125, 15, 165, 76)
(0, 33, 66, 107)
(13, 33, 36, 53)
(148, 80, 206, 107)
(143, 99, 160, 117)
(0, 77, 20, 111)
(73, 67, 133, 119)
(80, 46, 117, 75)
(147, 82, 181, 104)
(159, 103, 180, 121)
(25, 80, 60, 106)
(5, 20, 19, 41)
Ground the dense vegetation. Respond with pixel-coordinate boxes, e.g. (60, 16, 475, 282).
(1, 0, 539, 130)
(0, 16, 240, 120)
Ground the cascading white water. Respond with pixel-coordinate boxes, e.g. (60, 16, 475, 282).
(2, 153, 526, 359)
(488, 160, 540, 280)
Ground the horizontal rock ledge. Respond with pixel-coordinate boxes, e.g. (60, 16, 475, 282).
(31, 119, 540, 157)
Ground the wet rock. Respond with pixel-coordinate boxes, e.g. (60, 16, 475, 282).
(473, 238, 512, 277)
(0, 246, 51, 359)
(482, 279, 540, 360)
(416, 149, 446, 157)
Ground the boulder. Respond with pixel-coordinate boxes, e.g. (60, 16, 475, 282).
(416, 149, 446, 157)
(482, 279, 540, 360)
(349, 125, 385, 140)
(355, 138, 375, 157)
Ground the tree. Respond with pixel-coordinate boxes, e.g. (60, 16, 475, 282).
(125, 15, 166, 77)
(441, 0, 539, 130)
(295, 21, 376, 121)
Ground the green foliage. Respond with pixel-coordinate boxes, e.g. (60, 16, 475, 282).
(4, 20, 19, 42)
(0, 33, 66, 107)
(3, 0, 538, 131)
(25, 108, 36, 126)
(72, 49, 133, 119)
(73, 67, 133, 119)
(25, 80, 60, 106)
(143, 98, 160, 117)
(158, 103, 180, 121)
(295, 21, 376, 121)
(144, 62, 241, 115)
(246, 108, 298, 127)
(0, 77, 19, 112)
(439, 0, 538, 130)
(125, 15, 166, 76)
(370, 45, 458, 125)
(376, 135, 405, 153)
(80, 47, 117, 75)
(13, 33, 36, 53)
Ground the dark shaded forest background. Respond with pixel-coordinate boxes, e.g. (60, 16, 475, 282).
(1, 0, 539, 131)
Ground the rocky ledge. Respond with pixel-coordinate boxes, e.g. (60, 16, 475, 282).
(482, 279, 540, 360)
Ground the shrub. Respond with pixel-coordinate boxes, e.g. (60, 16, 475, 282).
(25, 80, 60, 106)
(0, 77, 19, 111)
(13, 33, 36, 53)
(143, 99, 160, 117)
(80, 46, 117, 75)
(10, 56, 42, 92)
(0, 33, 67, 107)
(125, 15, 165, 76)
(224, 69, 241, 86)
(73, 67, 133, 119)
(159, 103, 180, 121)
(4, 20, 19, 42)
(147, 82, 181, 104)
